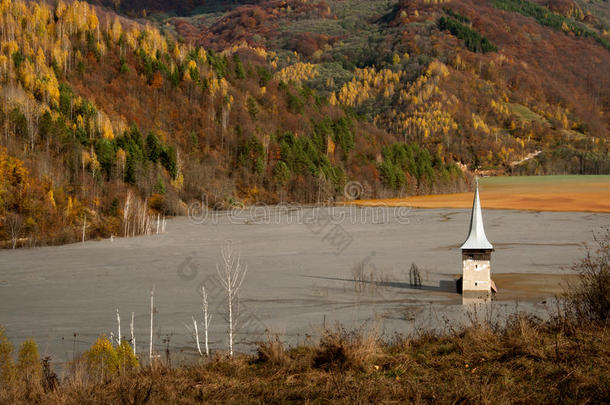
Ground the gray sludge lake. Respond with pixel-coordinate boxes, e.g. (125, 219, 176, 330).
(1, 205, 608, 367)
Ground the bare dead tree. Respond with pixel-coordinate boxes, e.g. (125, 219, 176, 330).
(116, 308, 121, 345)
(123, 192, 131, 238)
(192, 316, 202, 356)
(130, 311, 136, 355)
(149, 286, 154, 362)
(191, 285, 213, 357)
(202, 285, 212, 357)
(82, 215, 87, 243)
(6, 213, 24, 249)
(216, 241, 247, 357)
(409, 263, 422, 288)
(351, 261, 366, 293)
(123, 190, 155, 237)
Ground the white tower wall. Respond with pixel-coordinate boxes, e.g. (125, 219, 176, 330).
(462, 250, 491, 292)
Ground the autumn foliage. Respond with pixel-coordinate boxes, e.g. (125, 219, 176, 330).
(0, 0, 608, 247)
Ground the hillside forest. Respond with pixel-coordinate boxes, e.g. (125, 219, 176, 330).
(0, 0, 608, 247)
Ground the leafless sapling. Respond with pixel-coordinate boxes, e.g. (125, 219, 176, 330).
(82, 214, 87, 243)
(216, 241, 247, 357)
(116, 308, 121, 344)
(6, 213, 24, 249)
(192, 316, 202, 356)
(202, 285, 212, 357)
(130, 311, 136, 355)
(149, 286, 154, 362)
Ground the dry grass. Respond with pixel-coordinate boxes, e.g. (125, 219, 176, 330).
(0, 316, 608, 404)
(312, 328, 385, 372)
(255, 334, 289, 367)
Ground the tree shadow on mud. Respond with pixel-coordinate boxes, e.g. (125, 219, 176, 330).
(301, 275, 459, 294)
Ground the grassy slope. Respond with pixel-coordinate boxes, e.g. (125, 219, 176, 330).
(577, 0, 610, 28)
(1, 318, 608, 404)
(507, 103, 548, 124)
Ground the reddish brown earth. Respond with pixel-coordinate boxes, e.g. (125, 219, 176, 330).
(348, 176, 610, 213)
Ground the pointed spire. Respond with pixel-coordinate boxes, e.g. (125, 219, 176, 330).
(461, 177, 493, 250)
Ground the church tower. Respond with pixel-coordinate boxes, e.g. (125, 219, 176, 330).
(461, 178, 493, 295)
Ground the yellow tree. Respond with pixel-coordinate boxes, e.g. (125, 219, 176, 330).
(0, 327, 15, 384)
(109, 18, 122, 44)
(116, 148, 126, 180)
(17, 339, 41, 387)
(34, 47, 46, 74)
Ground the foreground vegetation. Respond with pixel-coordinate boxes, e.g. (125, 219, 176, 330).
(0, 229, 608, 404)
(2, 318, 607, 404)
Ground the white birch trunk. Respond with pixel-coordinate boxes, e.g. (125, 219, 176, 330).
(202, 285, 211, 357)
(130, 311, 136, 356)
(216, 241, 247, 357)
(149, 286, 154, 362)
(116, 308, 121, 345)
(192, 316, 202, 356)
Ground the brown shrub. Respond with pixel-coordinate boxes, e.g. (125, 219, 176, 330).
(313, 328, 384, 372)
(564, 228, 610, 324)
(256, 334, 289, 367)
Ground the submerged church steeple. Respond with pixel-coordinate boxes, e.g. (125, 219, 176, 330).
(460, 178, 494, 295)
(461, 178, 493, 250)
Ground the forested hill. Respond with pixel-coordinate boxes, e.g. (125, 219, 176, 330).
(0, 0, 608, 247)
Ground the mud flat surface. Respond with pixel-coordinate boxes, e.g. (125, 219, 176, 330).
(0, 206, 608, 366)
(353, 175, 610, 213)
